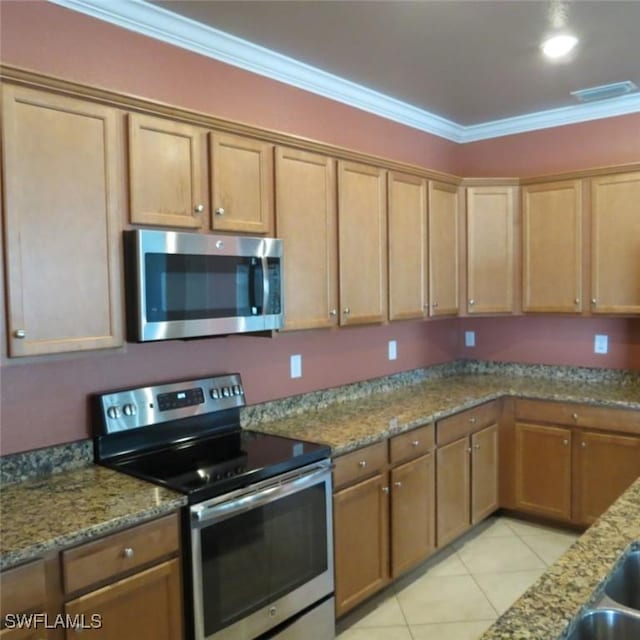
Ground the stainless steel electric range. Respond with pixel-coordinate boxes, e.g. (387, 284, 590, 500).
(93, 374, 335, 640)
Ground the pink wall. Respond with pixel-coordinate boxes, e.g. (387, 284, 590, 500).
(1, 2, 639, 455)
(459, 317, 640, 370)
(0, 321, 457, 454)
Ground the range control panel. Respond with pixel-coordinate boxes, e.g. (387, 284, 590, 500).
(96, 374, 245, 434)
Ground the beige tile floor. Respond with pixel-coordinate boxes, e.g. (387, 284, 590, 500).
(335, 516, 580, 640)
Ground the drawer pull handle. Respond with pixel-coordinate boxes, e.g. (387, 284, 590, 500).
(123, 547, 134, 559)
(412, 440, 420, 447)
(393, 481, 402, 488)
(572, 413, 579, 420)
(358, 460, 367, 468)
(469, 417, 477, 424)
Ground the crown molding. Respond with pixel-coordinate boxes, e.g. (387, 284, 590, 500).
(49, 0, 640, 144)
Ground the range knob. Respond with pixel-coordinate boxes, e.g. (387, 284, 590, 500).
(107, 406, 121, 420)
(222, 387, 230, 398)
(210, 388, 220, 399)
(122, 404, 136, 417)
(233, 384, 242, 396)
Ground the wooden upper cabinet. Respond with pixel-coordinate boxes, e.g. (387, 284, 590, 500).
(388, 172, 428, 321)
(428, 181, 460, 316)
(337, 161, 387, 326)
(210, 132, 274, 234)
(466, 186, 516, 314)
(275, 147, 338, 330)
(2, 85, 124, 356)
(128, 113, 207, 229)
(522, 180, 583, 313)
(591, 171, 640, 314)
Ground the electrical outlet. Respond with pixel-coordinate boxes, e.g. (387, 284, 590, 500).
(465, 331, 476, 347)
(388, 340, 397, 361)
(594, 334, 608, 354)
(290, 354, 302, 378)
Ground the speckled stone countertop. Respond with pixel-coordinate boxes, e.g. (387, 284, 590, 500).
(254, 373, 640, 455)
(480, 476, 640, 640)
(0, 465, 186, 571)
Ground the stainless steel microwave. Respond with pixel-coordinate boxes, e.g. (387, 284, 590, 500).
(124, 229, 283, 342)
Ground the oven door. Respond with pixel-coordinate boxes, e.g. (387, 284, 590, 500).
(190, 461, 334, 640)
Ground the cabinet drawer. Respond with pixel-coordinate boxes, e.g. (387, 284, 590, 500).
(62, 513, 180, 594)
(333, 441, 387, 490)
(389, 424, 434, 465)
(437, 401, 499, 446)
(0, 559, 46, 617)
(515, 400, 640, 435)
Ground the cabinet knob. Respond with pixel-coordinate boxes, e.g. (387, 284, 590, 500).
(343, 308, 351, 316)
(467, 447, 472, 453)
(574, 298, 580, 305)
(563, 439, 569, 446)
(329, 309, 337, 317)
(382, 486, 389, 494)
(412, 440, 420, 447)
(473, 443, 481, 450)
(591, 299, 597, 306)
(469, 416, 477, 424)
(469, 299, 475, 306)
(572, 413, 579, 421)
(123, 547, 134, 559)
(581, 441, 587, 448)
(194, 204, 204, 213)
(393, 481, 402, 488)
(215, 207, 225, 216)
(13, 329, 26, 339)
(358, 460, 367, 468)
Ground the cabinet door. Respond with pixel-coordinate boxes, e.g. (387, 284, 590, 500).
(471, 424, 499, 523)
(2, 85, 124, 357)
(573, 431, 640, 525)
(466, 186, 516, 314)
(591, 171, 640, 314)
(333, 473, 389, 617)
(428, 181, 460, 316)
(436, 437, 470, 546)
(128, 113, 206, 228)
(275, 147, 338, 329)
(0, 626, 50, 640)
(337, 161, 387, 326)
(391, 453, 435, 578)
(210, 132, 274, 234)
(64, 559, 182, 640)
(388, 172, 428, 321)
(514, 423, 572, 521)
(522, 180, 583, 313)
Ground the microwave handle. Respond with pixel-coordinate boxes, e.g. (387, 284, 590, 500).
(261, 257, 270, 316)
(248, 258, 264, 313)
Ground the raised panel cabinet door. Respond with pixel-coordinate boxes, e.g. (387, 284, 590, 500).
(514, 423, 572, 521)
(390, 453, 435, 578)
(128, 113, 206, 228)
(2, 85, 124, 357)
(573, 431, 640, 526)
(333, 473, 389, 617)
(591, 171, 640, 314)
(436, 437, 470, 547)
(388, 172, 428, 321)
(275, 147, 338, 329)
(471, 423, 499, 523)
(428, 181, 460, 316)
(466, 186, 516, 314)
(210, 132, 274, 234)
(337, 161, 387, 326)
(64, 559, 183, 640)
(522, 180, 583, 313)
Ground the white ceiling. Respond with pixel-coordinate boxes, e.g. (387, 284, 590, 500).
(50, 0, 640, 141)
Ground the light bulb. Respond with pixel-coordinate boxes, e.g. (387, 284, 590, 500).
(541, 33, 578, 59)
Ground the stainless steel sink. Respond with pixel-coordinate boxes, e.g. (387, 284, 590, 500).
(565, 609, 640, 640)
(603, 546, 640, 610)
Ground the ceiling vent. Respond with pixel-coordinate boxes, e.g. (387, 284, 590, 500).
(571, 81, 638, 103)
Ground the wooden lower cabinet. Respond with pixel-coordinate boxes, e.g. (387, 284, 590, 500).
(0, 627, 48, 640)
(471, 424, 499, 523)
(514, 423, 572, 521)
(333, 472, 389, 617)
(390, 453, 435, 578)
(573, 430, 640, 525)
(64, 559, 182, 640)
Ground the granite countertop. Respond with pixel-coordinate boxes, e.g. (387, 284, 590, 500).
(0, 465, 186, 571)
(481, 476, 640, 640)
(254, 373, 640, 455)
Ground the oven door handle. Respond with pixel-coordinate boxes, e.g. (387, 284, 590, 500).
(191, 463, 331, 527)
